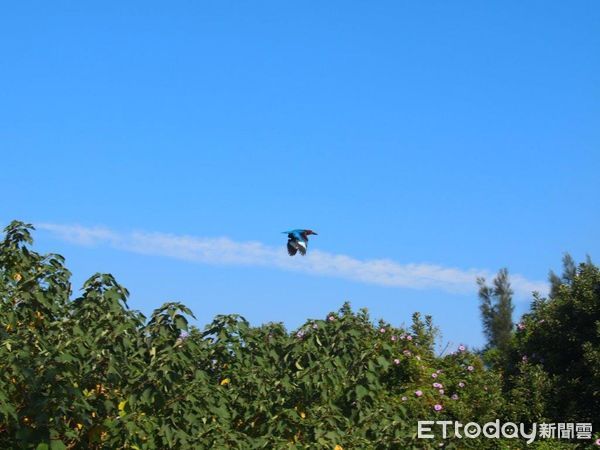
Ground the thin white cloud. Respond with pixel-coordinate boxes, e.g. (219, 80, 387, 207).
(38, 223, 548, 298)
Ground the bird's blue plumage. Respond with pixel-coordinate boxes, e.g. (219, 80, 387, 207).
(282, 229, 317, 256)
(283, 229, 308, 242)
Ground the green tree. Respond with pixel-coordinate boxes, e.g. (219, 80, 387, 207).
(477, 268, 514, 353)
(511, 257, 600, 428)
(548, 253, 577, 299)
(2, 220, 591, 449)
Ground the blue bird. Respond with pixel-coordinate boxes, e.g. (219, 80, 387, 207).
(282, 229, 318, 256)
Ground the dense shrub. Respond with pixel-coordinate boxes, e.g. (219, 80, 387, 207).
(507, 261, 600, 428)
(1, 221, 598, 449)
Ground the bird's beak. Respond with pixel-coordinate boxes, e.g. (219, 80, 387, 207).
(313, 232, 318, 235)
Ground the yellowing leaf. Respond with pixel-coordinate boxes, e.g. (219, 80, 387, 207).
(220, 378, 230, 386)
(334, 446, 344, 450)
(13, 273, 22, 282)
(300, 411, 306, 419)
(118, 400, 127, 412)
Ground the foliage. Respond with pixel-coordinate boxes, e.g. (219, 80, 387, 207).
(0, 221, 597, 448)
(507, 257, 600, 429)
(477, 268, 514, 356)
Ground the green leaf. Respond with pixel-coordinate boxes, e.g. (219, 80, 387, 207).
(175, 315, 188, 331)
(376, 355, 390, 369)
(356, 385, 368, 401)
(50, 440, 67, 450)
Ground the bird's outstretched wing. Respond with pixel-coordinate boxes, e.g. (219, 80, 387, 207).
(287, 239, 307, 256)
(287, 240, 298, 256)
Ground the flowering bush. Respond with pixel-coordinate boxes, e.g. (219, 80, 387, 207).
(0, 221, 595, 449)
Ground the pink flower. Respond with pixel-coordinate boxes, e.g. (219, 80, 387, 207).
(467, 365, 474, 372)
(433, 404, 443, 411)
(451, 394, 459, 400)
(522, 355, 528, 362)
(401, 396, 408, 401)
(594, 438, 600, 446)
(436, 369, 442, 374)
(458, 382, 465, 388)
(391, 335, 397, 341)
(415, 390, 423, 397)
(328, 315, 335, 321)
(458, 344, 466, 352)
(312, 323, 318, 329)
(380, 327, 386, 333)
(439, 389, 444, 395)
(406, 335, 413, 341)
(393, 358, 401, 365)
(433, 382, 442, 389)
(431, 373, 438, 379)
(403, 350, 411, 356)
(517, 323, 525, 330)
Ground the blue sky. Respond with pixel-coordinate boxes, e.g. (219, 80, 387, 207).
(2, 1, 599, 348)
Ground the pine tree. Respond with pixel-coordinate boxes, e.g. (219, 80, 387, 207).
(548, 253, 577, 298)
(477, 268, 514, 351)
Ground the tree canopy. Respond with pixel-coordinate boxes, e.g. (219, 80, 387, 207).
(1, 221, 598, 449)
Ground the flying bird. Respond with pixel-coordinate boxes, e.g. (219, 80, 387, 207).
(282, 229, 318, 256)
